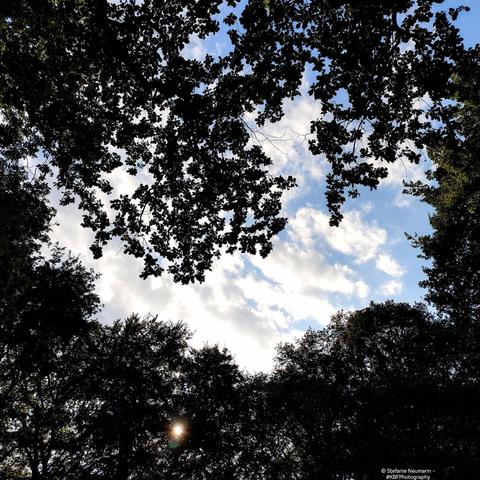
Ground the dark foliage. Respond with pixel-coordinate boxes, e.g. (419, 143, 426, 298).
(272, 302, 480, 479)
(0, 166, 100, 479)
(4, 296, 480, 479)
(2, 2, 480, 479)
(0, 166, 53, 321)
(0, 0, 474, 281)
(408, 57, 480, 320)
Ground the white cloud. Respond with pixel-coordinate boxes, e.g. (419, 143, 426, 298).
(243, 78, 326, 207)
(48, 191, 375, 372)
(181, 34, 207, 60)
(355, 281, 370, 299)
(50, 209, 289, 371)
(289, 207, 387, 263)
(379, 279, 403, 296)
(380, 154, 428, 190)
(393, 191, 414, 208)
(43, 78, 419, 375)
(376, 253, 405, 278)
(246, 242, 368, 321)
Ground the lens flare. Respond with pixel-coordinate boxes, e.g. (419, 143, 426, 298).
(171, 423, 184, 438)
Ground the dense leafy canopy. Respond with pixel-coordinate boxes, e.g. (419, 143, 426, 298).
(0, 171, 100, 478)
(272, 302, 480, 478)
(2, 2, 480, 479)
(0, 0, 474, 281)
(3, 291, 480, 478)
(1, 165, 479, 477)
(0, 166, 53, 319)
(408, 58, 480, 319)
(1, 220, 480, 479)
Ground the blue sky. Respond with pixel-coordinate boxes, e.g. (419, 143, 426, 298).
(50, 1, 478, 371)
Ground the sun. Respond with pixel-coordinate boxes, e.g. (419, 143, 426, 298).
(171, 423, 185, 439)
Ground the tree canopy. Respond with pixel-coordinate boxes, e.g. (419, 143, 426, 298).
(0, 0, 475, 282)
(2, 2, 480, 479)
(272, 302, 480, 478)
(408, 57, 480, 320)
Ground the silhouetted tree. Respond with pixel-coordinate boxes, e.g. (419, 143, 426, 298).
(0, 248, 100, 479)
(272, 320, 355, 479)
(0, 323, 96, 480)
(2, 4, 480, 470)
(165, 345, 246, 479)
(405, 61, 480, 478)
(0, 1, 473, 281)
(233, 373, 293, 480)
(408, 57, 480, 320)
(272, 302, 480, 479)
(0, 163, 99, 479)
(74, 316, 189, 480)
(0, 165, 53, 328)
